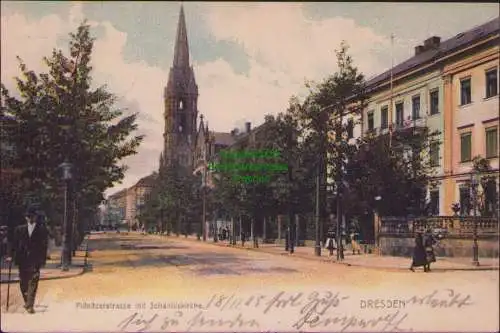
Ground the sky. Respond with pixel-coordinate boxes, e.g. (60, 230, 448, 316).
(1, 1, 498, 198)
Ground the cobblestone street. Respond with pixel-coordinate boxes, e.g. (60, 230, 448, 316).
(1, 233, 498, 332)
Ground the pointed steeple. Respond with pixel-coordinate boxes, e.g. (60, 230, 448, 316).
(173, 5, 190, 68)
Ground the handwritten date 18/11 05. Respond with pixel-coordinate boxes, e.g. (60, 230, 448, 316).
(205, 291, 350, 315)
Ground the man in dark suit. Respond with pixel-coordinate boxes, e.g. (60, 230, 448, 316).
(5, 206, 49, 314)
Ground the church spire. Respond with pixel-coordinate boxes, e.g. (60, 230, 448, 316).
(173, 4, 190, 68)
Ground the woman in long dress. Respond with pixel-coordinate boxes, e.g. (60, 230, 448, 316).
(409, 232, 427, 272)
(326, 227, 336, 256)
(424, 229, 437, 272)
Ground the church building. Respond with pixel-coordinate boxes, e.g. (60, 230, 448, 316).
(160, 5, 199, 172)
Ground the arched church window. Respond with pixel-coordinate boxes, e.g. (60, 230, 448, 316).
(179, 100, 184, 110)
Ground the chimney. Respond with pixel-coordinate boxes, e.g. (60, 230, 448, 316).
(423, 36, 441, 50)
(415, 45, 425, 55)
(245, 122, 251, 133)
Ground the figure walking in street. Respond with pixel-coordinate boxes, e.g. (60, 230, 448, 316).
(241, 231, 246, 247)
(5, 206, 49, 314)
(423, 228, 437, 272)
(350, 230, 361, 255)
(326, 227, 336, 256)
(409, 232, 428, 272)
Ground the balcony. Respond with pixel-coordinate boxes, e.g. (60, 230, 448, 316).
(393, 118, 426, 133)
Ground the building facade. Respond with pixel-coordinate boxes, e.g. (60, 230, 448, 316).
(106, 188, 127, 226)
(106, 173, 157, 229)
(161, 5, 199, 172)
(360, 17, 499, 216)
(442, 21, 499, 215)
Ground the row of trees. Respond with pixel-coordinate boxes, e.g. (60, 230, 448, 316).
(1, 22, 142, 247)
(141, 42, 454, 243)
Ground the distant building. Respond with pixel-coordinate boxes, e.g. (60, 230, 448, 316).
(126, 173, 157, 228)
(105, 173, 157, 229)
(106, 188, 127, 226)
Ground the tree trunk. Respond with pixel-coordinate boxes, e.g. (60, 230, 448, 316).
(263, 216, 267, 242)
(277, 215, 282, 242)
(295, 214, 300, 246)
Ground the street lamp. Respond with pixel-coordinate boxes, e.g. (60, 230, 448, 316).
(374, 195, 382, 254)
(470, 173, 480, 266)
(59, 161, 72, 271)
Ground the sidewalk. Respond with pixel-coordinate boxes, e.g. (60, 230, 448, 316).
(155, 234, 500, 272)
(0, 241, 89, 284)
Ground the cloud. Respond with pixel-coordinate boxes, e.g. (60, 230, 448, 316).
(204, 3, 390, 80)
(1, 2, 393, 196)
(195, 3, 391, 132)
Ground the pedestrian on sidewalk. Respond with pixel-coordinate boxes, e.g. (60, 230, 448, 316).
(241, 231, 246, 247)
(409, 232, 428, 272)
(5, 207, 49, 314)
(325, 227, 336, 256)
(350, 230, 361, 255)
(423, 228, 437, 272)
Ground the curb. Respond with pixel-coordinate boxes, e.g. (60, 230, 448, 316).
(1, 240, 91, 284)
(156, 235, 500, 272)
(0, 266, 86, 284)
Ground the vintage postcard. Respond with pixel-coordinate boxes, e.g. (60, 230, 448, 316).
(1, 2, 499, 332)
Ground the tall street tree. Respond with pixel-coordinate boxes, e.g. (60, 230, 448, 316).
(1, 21, 143, 241)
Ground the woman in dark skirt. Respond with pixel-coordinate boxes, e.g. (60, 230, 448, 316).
(410, 233, 427, 272)
(424, 229, 437, 272)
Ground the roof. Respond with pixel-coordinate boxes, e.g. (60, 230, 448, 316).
(366, 17, 499, 89)
(108, 188, 127, 200)
(228, 121, 271, 148)
(212, 132, 235, 146)
(134, 173, 157, 187)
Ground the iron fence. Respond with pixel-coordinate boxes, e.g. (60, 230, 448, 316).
(380, 216, 499, 238)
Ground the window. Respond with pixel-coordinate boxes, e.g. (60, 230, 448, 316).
(483, 179, 498, 217)
(485, 127, 498, 158)
(381, 106, 388, 129)
(347, 119, 354, 139)
(429, 190, 439, 216)
(459, 186, 471, 216)
(460, 132, 472, 162)
(430, 142, 440, 167)
(179, 100, 184, 109)
(460, 78, 472, 105)
(412, 95, 421, 120)
(395, 103, 404, 127)
(430, 90, 439, 115)
(367, 112, 374, 131)
(486, 69, 498, 98)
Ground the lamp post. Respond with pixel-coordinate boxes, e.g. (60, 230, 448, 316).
(374, 195, 382, 254)
(59, 161, 72, 271)
(336, 180, 344, 261)
(471, 173, 480, 266)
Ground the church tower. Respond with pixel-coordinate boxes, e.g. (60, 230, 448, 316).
(162, 5, 198, 171)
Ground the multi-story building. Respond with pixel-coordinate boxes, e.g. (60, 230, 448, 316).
(360, 17, 499, 216)
(442, 18, 499, 215)
(106, 188, 127, 226)
(106, 173, 157, 229)
(126, 173, 157, 228)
